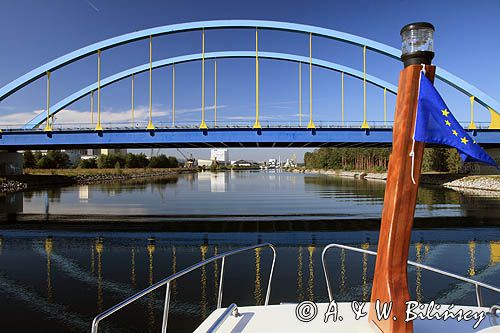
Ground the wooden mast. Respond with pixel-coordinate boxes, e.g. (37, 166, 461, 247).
(368, 64, 435, 333)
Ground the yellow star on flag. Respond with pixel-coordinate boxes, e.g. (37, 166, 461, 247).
(452, 130, 458, 136)
(445, 120, 451, 126)
(441, 109, 450, 117)
(461, 137, 469, 144)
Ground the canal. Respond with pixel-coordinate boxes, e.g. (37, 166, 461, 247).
(0, 171, 498, 332)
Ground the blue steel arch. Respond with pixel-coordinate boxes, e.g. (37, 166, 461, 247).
(1, 20, 499, 116)
(24, 51, 398, 129)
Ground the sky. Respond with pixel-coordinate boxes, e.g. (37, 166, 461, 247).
(0, 0, 499, 162)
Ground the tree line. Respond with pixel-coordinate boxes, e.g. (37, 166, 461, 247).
(23, 150, 179, 169)
(304, 147, 462, 173)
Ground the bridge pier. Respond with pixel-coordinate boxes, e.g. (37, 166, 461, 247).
(0, 151, 23, 176)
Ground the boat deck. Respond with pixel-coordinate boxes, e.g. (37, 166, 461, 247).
(194, 303, 498, 333)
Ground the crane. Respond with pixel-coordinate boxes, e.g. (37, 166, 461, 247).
(176, 148, 197, 168)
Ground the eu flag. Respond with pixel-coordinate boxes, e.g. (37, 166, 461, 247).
(414, 72, 498, 167)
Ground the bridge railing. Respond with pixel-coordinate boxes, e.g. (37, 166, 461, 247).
(0, 120, 494, 132)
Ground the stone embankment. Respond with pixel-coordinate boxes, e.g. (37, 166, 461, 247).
(0, 180, 27, 192)
(288, 168, 500, 193)
(438, 176, 500, 192)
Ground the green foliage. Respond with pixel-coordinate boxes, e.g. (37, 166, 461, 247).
(305, 147, 464, 173)
(304, 147, 391, 171)
(148, 154, 178, 168)
(97, 152, 126, 169)
(79, 158, 97, 169)
(446, 149, 462, 173)
(422, 148, 449, 172)
(125, 153, 149, 168)
(423, 148, 462, 173)
(23, 150, 37, 168)
(168, 156, 179, 168)
(35, 150, 70, 169)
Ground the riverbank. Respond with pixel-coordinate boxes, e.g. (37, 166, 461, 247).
(288, 168, 500, 193)
(0, 168, 195, 193)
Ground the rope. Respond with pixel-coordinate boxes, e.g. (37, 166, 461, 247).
(410, 64, 426, 185)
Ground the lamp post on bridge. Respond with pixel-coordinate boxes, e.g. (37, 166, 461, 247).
(368, 23, 435, 333)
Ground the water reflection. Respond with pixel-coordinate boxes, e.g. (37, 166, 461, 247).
(0, 172, 498, 221)
(469, 240, 476, 277)
(307, 245, 315, 302)
(0, 192, 23, 214)
(297, 246, 304, 302)
(491, 241, 500, 265)
(131, 247, 136, 288)
(95, 237, 103, 313)
(0, 230, 497, 332)
(361, 242, 369, 302)
(45, 236, 53, 302)
(415, 242, 423, 303)
(200, 244, 208, 320)
(79, 185, 89, 203)
(147, 238, 156, 331)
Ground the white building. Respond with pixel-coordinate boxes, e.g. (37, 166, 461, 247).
(210, 149, 229, 165)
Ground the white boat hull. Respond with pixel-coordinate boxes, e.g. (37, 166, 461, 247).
(195, 302, 499, 333)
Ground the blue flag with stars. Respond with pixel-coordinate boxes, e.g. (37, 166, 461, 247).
(414, 72, 498, 167)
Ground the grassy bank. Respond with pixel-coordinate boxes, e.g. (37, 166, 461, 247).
(24, 167, 187, 176)
(0, 168, 195, 193)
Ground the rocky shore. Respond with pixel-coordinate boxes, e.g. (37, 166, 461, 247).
(288, 168, 500, 193)
(0, 169, 195, 193)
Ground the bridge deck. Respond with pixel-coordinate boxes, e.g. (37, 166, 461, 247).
(0, 127, 498, 150)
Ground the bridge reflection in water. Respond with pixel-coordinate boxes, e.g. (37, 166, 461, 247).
(1, 230, 497, 332)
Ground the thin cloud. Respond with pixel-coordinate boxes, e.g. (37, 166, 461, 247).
(83, 0, 100, 12)
(0, 104, 228, 127)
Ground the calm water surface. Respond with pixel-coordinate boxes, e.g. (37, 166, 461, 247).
(0, 171, 498, 332)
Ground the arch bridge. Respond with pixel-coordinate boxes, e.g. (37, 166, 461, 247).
(0, 20, 499, 150)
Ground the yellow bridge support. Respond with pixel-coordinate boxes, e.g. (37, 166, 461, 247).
(384, 88, 387, 126)
(468, 96, 477, 130)
(199, 30, 208, 130)
(341, 72, 344, 126)
(90, 90, 94, 126)
(147, 36, 155, 130)
(172, 64, 175, 127)
(131, 74, 135, 127)
(44, 71, 52, 132)
(491, 241, 500, 265)
(361, 46, 369, 129)
(489, 107, 500, 129)
(299, 62, 302, 127)
(214, 60, 217, 127)
(307, 33, 315, 129)
(253, 28, 261, 129)
(95, 50, 103, 131)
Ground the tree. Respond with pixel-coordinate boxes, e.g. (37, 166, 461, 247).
(125, 153, 138, 168)
(167, 156, 178, 168)
(37, 156, 53, 169)
(304, 147, 391, 171)
(149, 155, 169, 168)
(446, 149, 462, 173)
(35, 150, 70, 169)
(79, 158, 97, 169)
(97, 152, 126, 168)
(23, 150, 37, 168)
(423, 148, 448, 172)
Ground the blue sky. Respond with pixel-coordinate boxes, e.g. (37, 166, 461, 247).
(0, 0, 499, 162)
